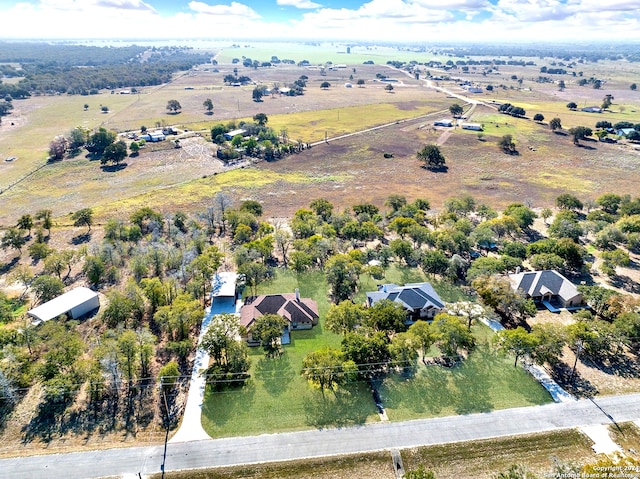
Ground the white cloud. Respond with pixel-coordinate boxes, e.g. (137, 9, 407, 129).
(188, 1, 260, 18)
(0, 0, 639, 41)
(276, 0, 322, 9)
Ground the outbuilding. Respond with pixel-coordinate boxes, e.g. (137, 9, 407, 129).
(28, 287, 100, 325)
(461, 123, 483, 131)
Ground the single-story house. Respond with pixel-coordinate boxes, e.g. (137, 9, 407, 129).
(28, 287, 100, 325)
(240, 289, 319, 345)
(508, 270, 583, 309)
(581, 106, 602, 113)
(366, 282, 444, 323)
(617, 128, 635, 137)
(461, 123, 483, 131)
(147, 131, 166, 142)
(434, 119, 454, 127)
(223, 129, 248, 141)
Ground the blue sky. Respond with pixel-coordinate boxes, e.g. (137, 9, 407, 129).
(1, 0, 639, 42)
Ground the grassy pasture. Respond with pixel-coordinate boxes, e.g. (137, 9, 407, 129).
(201, 267, 550, 438)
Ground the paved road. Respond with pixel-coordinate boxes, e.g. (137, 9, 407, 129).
(2, 393, 639, 479)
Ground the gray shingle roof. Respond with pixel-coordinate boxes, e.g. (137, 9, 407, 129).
(366, 282, 444, 312)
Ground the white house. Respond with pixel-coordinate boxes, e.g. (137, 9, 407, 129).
(28, 287, 100, 325)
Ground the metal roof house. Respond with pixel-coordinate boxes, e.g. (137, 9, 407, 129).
(508, 270, 583, 311)
(28, 287, 100, 325)
(223, 129, 248, 141)
(366, 282, 444, 322)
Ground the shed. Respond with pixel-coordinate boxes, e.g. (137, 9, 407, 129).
(28, 287, 99, 325)
(461, 123, 483, 131)
(224, 129, 248, 141)
(434, 119, 453, 127)
(212, 272, 237, 299)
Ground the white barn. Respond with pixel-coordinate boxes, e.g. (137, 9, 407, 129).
(28, 287, 100, 325)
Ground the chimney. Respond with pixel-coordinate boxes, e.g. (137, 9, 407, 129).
(295, 288, 300, 302)
(515, 266, 521, 274)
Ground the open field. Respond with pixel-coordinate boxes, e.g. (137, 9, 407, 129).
(201, 267, 551, 438)
(2, 53, 640, 226)
(154, 427, 604, 479)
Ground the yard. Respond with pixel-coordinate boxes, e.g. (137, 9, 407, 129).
(200, 267, 552, 438)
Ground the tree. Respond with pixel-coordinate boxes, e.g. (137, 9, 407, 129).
(35, 209, 53, 236)
(494, 327, 537, 367)
(417, 144, 446, 169)
(1, 228, 26, 253)
(203, 98, 214, 115)
(301, 347, 356, 396)
(72, 207, 93, 233)
(555, 193, 583, 211)
(101, 105, 109, 113)
(188, 246, 223, 302)
(253, 113, 268, 126)
(252, 86, 265, 102)
(540, 207, 553, 225)
(31, 275, 65, 304)
(16, 214, 34, 236)
(320, 81, 331, 89)
(404, 466, 436, 479)
(251, 313, 288, 357)
(449, 103, 464, 117)
(154, 293, 202, 343)
(549, 117, 562, 131)
(87, 127, 116, 156)
(499, 134, 516, 154)
(432, 314, 475, 358)
(365, 299, 407, 335)
(631, 83, 637, 91)
(117, 330, 139, 389)
(325, 254, 362, 302)
(166, 99, 181, 113)
(566, 102, 577, 110)
(357, 79, 365, 87)
(48, 135, 68, 160)
(159, 361, 180, 393)
(101, 140, 127, 165)
(385, 83, 394, 92)
(568, 126, 592, 145)
(341, 331, 390, 378)
(533, 113, 544, 122)
(129, 141, 140, 156)
(473, 275, 536, 324)
(326, 301, 366, 334)
(408, 320, 436, 365)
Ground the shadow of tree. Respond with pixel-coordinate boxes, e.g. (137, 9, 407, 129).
(254, 354, 294, 397)
(303, 386, 371, 429)
(100, 163, 127, 172)
(71, 233, 92, 245)
(550, 362, 598, 398)
(0, 256, 20, 275)
(202, 380, 256, 429)
(610, 275, 640, 294)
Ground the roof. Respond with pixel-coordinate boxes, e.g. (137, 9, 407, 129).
(226, 129, 247, 137)
(508, 270, 581, 302)
(212, 272, 237, 298)
(367, 282, 444, 312)
(28, 287, 98, 323)
(240, 293, 319, 329)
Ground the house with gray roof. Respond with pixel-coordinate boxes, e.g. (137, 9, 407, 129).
(240, 289, 319, 345)
(366, 282, 444, 323)
(508, 270, 583, 310)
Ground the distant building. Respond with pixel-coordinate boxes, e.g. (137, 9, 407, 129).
(434, 119, 454, 127)
(461, 123, 483, 131)
(366, 282, 444, 323)
(581, 106, 602, 113)
(28, 287, 100, 325)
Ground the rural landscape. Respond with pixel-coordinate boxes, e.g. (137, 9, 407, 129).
(2, 33, 640, 479)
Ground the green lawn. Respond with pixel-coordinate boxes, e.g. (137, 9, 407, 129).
(200, 268, 551, 438)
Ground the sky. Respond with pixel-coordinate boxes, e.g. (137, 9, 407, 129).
(1, 0, 639, 43)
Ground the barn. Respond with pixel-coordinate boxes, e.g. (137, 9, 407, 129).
(28, 287, 100, 325)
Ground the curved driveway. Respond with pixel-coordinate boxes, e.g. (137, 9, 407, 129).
(2, 393, 639, 479)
